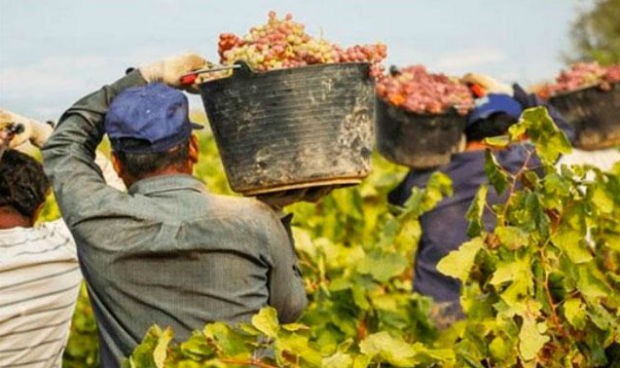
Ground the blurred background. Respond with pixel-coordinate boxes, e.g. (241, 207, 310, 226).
(1, 0, 618, 120)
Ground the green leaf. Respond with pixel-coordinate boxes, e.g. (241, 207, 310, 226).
(496, 257, 534, 307)
(552, 229, 593, 264)
(485, 150, 509, 194)
(466, 185, 488, 237)
(518, 316, 549, 361)
(359, 332, 416, 366)
(591, 185, 614, 214)
(202, 322, 251, 357)
(495, 226, 529, 249)
(281, 322, 310, 332)
(483, 135, 510, 148)
(437, 237, 484, 282)
(576, 265, 611, 299)
(489, 336, 509, 361)
(516, 107, 572, 165)
(356, 251, 408, 283)
(490, 262, 518, 286)
(153, 328, 173, 368)
(275, 333, 322, 367)
(251, 307, 280, 338)
(179, 332, 216, 360)
(322, 352, 353, 368)
(563, 298, 587, 329)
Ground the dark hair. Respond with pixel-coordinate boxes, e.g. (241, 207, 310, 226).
(115, 139, 190, 179)
(465, 112, 518, 141)
(0, 150, 50, 218)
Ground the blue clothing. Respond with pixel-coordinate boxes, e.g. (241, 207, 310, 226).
(388, 146, 541, 303)
(387, 85, 572, 305)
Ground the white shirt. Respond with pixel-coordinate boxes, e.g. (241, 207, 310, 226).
(0, 220, 81, 368)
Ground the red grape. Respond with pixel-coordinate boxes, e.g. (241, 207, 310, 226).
(211, 12, 386, 78)
(375, 65, 474, 115)
(539, 62, 620, 98)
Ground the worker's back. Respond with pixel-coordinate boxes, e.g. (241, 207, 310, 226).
(389, 144, 540, 305)
(0, 221, 81, 368)
(70, 174, 307, 366)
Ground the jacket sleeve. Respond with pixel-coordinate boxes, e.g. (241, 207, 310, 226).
(512, 83, 576, 143)
(266, 212, 308, 323)
(41, 71, 147, 226)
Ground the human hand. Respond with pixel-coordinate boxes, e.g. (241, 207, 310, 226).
(0, 109, 53, 148)
(462, 73, 513, 96)
(139, 52, 209, 91)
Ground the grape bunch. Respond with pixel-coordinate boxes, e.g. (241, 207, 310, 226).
(375, 65, 474, 115)
(539, 62, 620, 98)
(216, 11, 387, 77)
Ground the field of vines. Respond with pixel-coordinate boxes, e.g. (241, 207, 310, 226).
(47, 109, 620, 367)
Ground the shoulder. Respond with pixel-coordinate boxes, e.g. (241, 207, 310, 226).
(207, 194, 285, 231)
(34, 219, 77, 257)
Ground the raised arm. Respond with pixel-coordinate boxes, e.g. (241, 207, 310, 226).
(41, 71, 146, 224)
(41, 53, 207, 225)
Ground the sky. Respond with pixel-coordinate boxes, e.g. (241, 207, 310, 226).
(0, 0, 591, 120)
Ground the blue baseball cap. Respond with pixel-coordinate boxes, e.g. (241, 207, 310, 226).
(467, 94, 523, 127)
(104, 83, 202, 153)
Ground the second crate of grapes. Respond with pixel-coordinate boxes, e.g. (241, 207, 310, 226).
(549, 81, 620, 150)
(375, 98, 466, 169)
(197, 62, 374, 195)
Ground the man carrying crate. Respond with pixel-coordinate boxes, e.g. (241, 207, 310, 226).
(42, 53, 307, 367)
(388, 76, 575, 328)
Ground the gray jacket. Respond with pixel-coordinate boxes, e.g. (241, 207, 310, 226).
(42, 71, 307, 367)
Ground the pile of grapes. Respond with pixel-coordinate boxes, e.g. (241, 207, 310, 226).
(539, 62, 620, 98)
(216, 12, 387, 77)
(375, 65, 474, 115)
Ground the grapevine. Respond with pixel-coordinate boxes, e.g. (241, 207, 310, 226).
(375, 65, 475, 115)
(215, 11, 387, 78)
(538, 62, 620, 98)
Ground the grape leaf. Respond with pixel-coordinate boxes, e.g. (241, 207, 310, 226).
(356, 251, 408, 283)
(466, 186, 488, 237)
(437, 237, 484, 282)
(517, 107, 571, 165)
(495, 226, 529, 249)
(153, 327, 173, 368)
(518, 316, 549, 361)
(322, 352, 353, 368)
(563, 298, 586, 329)
(252, 307, 280, 337)
(359, 332, 416, 366)
(551, 229, 593, 264)
(485, 150, 508, 194)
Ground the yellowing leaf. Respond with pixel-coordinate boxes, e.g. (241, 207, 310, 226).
(153, 327, 174, 368)
(518, 316, 549, 361)
(466, 186, 488, 237)
(563, 298, 586, 329)
(490, 262, 517, 286)
(251, 307, 280, 337)
(552, 229, 593, 264)
(437, 237, 484, 282)
(592, 186, 614, 214)
(359, 332, 416, 366)
(322, 352, 353, 368)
